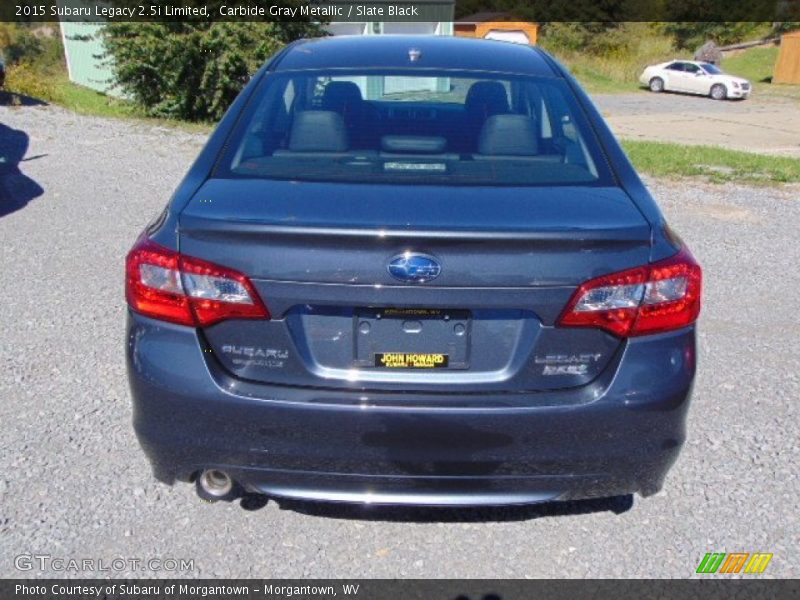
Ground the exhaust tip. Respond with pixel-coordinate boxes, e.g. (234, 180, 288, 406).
(197, 469, 234, 499)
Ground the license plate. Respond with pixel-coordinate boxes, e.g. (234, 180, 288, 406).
(354, 308, 470, 369)
(375, 352, 449, 369)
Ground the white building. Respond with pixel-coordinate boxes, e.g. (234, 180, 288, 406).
(324, 2, 456, 98)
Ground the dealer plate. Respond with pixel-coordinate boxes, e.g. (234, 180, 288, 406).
(375, 352, 449, 369)
(354, 308, 470, 369)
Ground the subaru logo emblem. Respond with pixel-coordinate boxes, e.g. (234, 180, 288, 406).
(388, 253, 441, 283)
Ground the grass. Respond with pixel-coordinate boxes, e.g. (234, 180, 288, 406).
(2, 65, 212, 133)
(562, 63, 641, 94)
(723, 45, 800, 101)
(0, 27, 211, 133)
(543, 24, 685, 94)
(4, 63, 135, 116)
(551, 32, 800, 101)
(724, 46, 780, 82)
(623, 140, 800, 185)
(41, 77, 136, 118)
(0, 25, 134, 116)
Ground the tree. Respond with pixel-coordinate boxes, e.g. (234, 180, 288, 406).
(104, 15, 323, 121)
(0, 23, 43, 64)
(773, 22, 800, 34)
(655, 22, 768, 49)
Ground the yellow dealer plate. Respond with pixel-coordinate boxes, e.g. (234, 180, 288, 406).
(375, 353, 449, 369)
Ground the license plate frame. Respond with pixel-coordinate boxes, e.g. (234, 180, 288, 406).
(354, 308, 471, 370)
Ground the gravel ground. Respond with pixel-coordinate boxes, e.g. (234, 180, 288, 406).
(595, 92, 800, 158)
(0, 105, 798, 579)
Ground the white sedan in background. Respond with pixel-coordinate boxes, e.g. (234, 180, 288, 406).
(639, 60, 751, 100)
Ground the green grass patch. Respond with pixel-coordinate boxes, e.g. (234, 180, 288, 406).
(2, 64, 212, 133)
(724, 46, 779, 82)
(724, 45, 800, 101)
(543, 24, 686, 95)
(565, 64, 641, 94)
(0, 26, 211, 133)
(623, 140, 800, 184)
(3, 62, 136, 117)
(0, 26, 132, 115)
(547, 31, 800, 101)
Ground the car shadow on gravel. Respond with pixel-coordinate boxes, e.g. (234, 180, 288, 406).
(239, 494, 634, 522)
(0, 121, 45, 217)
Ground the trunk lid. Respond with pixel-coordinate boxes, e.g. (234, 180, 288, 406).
(179, 179, 651, 393)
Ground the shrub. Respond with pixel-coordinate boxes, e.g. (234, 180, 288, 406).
(0, 23, 43, 64)
(654, 22, 771, 49)
(0, 24, 68, 104)
(104, 20, 323, 122)
(541, 23, 679, 87)
(4, 62, 59, 102)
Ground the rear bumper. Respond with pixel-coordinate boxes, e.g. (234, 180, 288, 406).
(126, 313, 696, 506)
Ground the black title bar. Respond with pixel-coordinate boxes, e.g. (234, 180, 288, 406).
(2, 0, 799, 23)
(3, 579, 800, 600)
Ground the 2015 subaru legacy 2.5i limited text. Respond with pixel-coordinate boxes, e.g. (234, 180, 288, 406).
(125, 36, 701, 506)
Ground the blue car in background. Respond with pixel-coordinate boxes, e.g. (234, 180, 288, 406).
(126, 36, 702, 506)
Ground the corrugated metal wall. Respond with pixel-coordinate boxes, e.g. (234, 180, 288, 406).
(60, 22, 122, 97)
(774, 32, 800, 84)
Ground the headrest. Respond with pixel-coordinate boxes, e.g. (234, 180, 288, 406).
(465, 81, 510, 117)
(322, 81, 364, 113)
(477, 115, 539, 156)
(289, 111, 348, 152)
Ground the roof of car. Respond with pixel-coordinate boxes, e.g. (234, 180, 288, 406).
(273, 35, 558, 77)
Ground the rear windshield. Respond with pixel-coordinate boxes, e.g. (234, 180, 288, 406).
(217, 70, 613, 187)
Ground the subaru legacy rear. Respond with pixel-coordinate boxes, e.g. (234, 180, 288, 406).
(126, 36, 701, 506)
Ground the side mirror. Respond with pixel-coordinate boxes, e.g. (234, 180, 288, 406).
(695, 71, 704, 76)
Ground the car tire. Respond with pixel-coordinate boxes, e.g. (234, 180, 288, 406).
(710, 84, 727, 100)
(649, 77, 664, 93)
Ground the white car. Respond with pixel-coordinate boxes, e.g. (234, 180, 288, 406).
(639, 60, 751, 100)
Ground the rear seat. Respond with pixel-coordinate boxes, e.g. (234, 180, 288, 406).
(457, 81, 511, 152)
(473, 114, 561, 162)
(273, 111, 378, 163)
(273, 111, 353, 159)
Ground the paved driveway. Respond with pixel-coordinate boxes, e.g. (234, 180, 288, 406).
(596, 91, 800, 158)
(0, 105, 798, 578)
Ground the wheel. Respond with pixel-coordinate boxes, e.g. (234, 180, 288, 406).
(710, 83, 727, 100)
(649, 77, 664, 93)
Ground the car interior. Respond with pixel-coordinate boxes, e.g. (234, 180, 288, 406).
(229, 73, 600, 185)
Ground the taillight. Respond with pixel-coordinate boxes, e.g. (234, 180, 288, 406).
(557, 248, 702, 337)
(125, 238, 269, 326)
